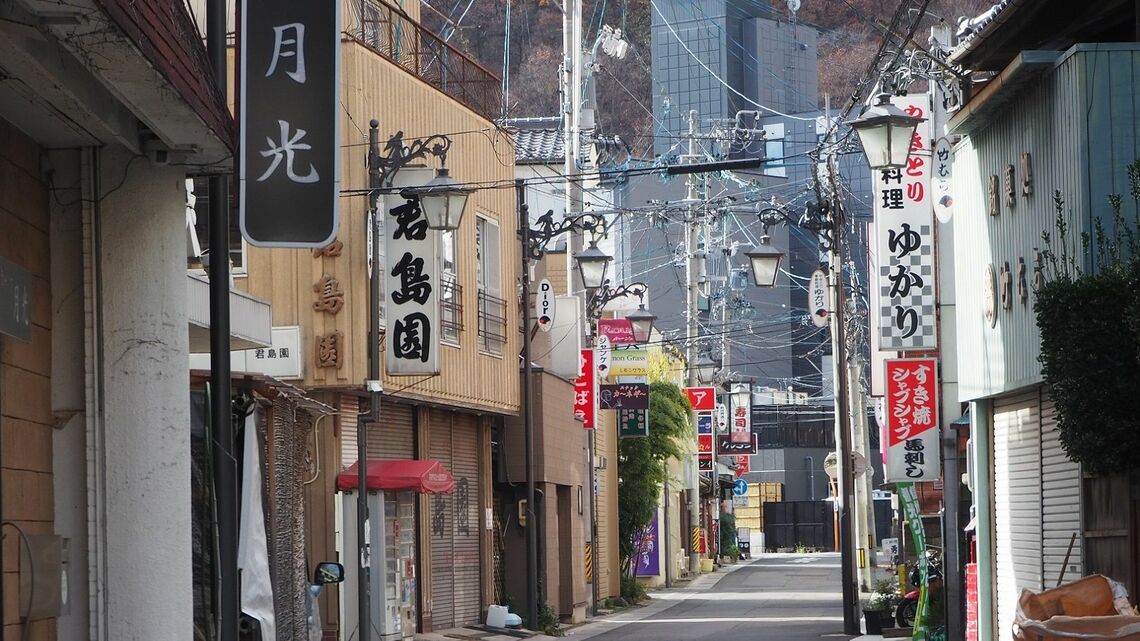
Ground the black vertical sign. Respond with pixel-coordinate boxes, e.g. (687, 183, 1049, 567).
(239, 0, 339, 247)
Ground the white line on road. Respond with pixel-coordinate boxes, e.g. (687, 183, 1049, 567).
(594, 616, 846, 624)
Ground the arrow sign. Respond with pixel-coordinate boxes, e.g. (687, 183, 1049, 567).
(733, 479, 748, 496)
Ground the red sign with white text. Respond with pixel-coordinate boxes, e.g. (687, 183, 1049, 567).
(698, 434, 713, 454)
(884, 357, 940, 481)
(598, 318, 637, 345)
(575, 349, 595, 429)
(735, 455, 750, 477)
(684, 386, 716, 412)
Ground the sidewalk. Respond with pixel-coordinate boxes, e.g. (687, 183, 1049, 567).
(417, 558, 757, 641)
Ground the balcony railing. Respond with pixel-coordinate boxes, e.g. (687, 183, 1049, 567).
(440, 276, 463, 342)
(347, 0, 501, 121)
(477, 290, 506, 355)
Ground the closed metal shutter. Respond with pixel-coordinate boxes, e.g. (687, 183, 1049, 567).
(428, 410, 482, 629)
(368, 401, 415, 460)
(1041, 396, 1082, 584)
(993, 390, 1042, 641)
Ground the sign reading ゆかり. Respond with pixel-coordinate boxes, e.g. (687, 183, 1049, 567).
(385, 197, 440, 375)
(240, 0, 339, 247)
(884, 358, 940, 482)
(875, 94, 937, 350)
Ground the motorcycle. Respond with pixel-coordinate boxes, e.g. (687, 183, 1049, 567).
(896, 551, 943, 629)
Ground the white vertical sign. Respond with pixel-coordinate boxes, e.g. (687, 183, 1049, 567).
(385, 196, 441, 375)
(536, 278, 555, 332)
(874, 94, 937, 351)
(730, 389, 751, 444)
(595, 334, 612, 381)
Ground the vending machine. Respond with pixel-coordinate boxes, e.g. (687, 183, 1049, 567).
(342, 490, 418, 641)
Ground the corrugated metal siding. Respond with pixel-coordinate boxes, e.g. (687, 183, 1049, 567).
(428, 409, 482, 629)
(992, 390, 1042, 641)
(368, 401, 415, 461)
(1040, 397, 1082, 584)
(951, 47, 1140, 400)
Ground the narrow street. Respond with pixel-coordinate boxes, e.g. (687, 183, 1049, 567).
(570, 554, 850, 641)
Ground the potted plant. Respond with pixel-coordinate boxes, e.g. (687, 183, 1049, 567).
(862, 594, 890, 635)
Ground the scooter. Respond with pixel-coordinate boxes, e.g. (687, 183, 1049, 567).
(896, 553, 943, 628)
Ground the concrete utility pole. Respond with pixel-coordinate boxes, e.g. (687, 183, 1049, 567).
(684, 110, 703, 574)
(851, 351, 876, 591)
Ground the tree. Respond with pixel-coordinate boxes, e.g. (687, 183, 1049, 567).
(617, 381, 692, 574)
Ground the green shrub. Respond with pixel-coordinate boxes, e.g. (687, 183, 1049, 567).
(621, 575, 648, 604)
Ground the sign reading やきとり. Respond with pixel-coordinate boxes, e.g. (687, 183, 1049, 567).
(874, 94, 937, 351)
(884, 358, 941, 482)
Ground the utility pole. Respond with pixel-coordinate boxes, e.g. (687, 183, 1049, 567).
(517, 182, 540, 632)
(684, 110, 703, 574)
(851, 350, 876, 591)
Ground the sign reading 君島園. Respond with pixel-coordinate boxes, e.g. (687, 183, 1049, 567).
(385, 197, 440, 375)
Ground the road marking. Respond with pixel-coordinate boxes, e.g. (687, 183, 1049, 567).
(789, 557, 821, 564)
(596, 616, 846, 624)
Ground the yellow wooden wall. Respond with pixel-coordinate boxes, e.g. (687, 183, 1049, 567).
(241, 40, 520, 415)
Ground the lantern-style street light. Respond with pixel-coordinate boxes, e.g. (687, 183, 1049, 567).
(625, 303, 657, 343)
(693, 354, 718, 384)
(574, 240, 613, 291)
(848, 93, 925, 170)
(744, 237, 785, 288)
(401, 166, 471, 231)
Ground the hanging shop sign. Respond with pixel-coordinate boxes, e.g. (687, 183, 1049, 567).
(933, 137, 954, 222)
(684, 386, 717, 412)
(239, 0, 339, 247)
(698, 434, 713, 455)
(619, 409, 648, 438)
(384, 198, 440, 375)
(611, 348, 649, 379)
(735, 455, 750, 477)
(874, 94, 937, 351)
(698, 454, 713, 472)
(575, 349, 594, 429)
(809, 269, 829, 328)
(0, 255, 31, 343)
(536, 279, 555, 332)
(598, 383, 650, 410)
(598, 318, 636, 345)
(696, 413, 713, 435)
(730, 389, 751, 444)
(717, 434, 758, 455)
(595, 335, 612, 380)
(884, 358, 941, 482)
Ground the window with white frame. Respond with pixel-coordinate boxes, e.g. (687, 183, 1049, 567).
(440, 229, 462, 343)
(187, 176, 247, 274)
(475, 216, 504, 355)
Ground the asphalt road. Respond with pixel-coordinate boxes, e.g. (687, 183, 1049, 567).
(569, 553, 853, 641)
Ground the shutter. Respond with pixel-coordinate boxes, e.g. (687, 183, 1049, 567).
(1041, 395, 1082, 584)
(428, 410, 483, 629)
(367, 401, 415, 461)
(992, 390, 1042, 641)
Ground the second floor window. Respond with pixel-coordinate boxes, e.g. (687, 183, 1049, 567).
(476, 216, 504, 355)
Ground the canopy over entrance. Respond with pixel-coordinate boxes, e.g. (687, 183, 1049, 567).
(336, 459, 456, 494)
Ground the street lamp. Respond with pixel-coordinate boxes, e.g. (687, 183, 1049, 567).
(574, 240, 612, 291)
(693, 354, 718, 384)
(625, 304, 657, 343)
(401, 166, 471, 231)
(743, 237, 785, 288)
(848, 93, 925, 170)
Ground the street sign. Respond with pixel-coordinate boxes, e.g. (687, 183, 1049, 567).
(733, 479, 748, 496)
(684, 386, 716, 411)
(717, 434, 758, 455)
(735, 455, 750, 477)
(536, 279, 555, 332)
(239, 0, 340, 247)
(0, 255, 31, 343)
(809, 269, 829, 328)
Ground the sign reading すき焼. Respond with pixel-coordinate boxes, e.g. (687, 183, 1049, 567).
(884, 357, 940, 482)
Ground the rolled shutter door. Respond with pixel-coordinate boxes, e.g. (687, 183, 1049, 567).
(450, 413, 481, 626)
(367, 401, 415, 461)
(1041, 396, 1081, 583)
(429, 410, 456, 629)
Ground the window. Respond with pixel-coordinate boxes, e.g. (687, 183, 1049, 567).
(475, 217, 504, 355)
(440, 230, 462, 343)
(187, 176, 247, 275)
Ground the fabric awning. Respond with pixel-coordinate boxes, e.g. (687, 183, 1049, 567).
(336, 460, 455, 494)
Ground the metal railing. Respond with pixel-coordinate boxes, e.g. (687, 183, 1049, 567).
(477, 290, 506, 355)
(440, 276, 463, 341)
(348, 0, 501, 121)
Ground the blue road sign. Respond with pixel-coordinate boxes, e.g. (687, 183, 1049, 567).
(733, 479, 748, 496)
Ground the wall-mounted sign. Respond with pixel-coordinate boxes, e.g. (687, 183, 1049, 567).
(698, 455, 713, 472)
(933, 137, 954, 223)
(717, 434, 758, 455)
(536, 278, 555, 332)
(715, 404, 728, 432)
(619, 408, 648, 438)
(875, 94, 937, 351)
(598, 318, 636, 345)
(983, 264, 997, 328)
(684, 386, 717, 412)
(0, 255, 31, 343)
(595, 335, 612, 380)
(240, 0, 340, 247)
(611, 348, 648, 379)
(575, 349, 594, 429)
(730, 389, 751, 444)
(696, 413, 713, 435)
(698, 434, 713, 454)
(385, 198, 440, 375)
(598, 383, 649, 410)
(809, 269, 829, 328)
(884, 358, 941, 482)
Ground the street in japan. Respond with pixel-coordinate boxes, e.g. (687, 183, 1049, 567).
(568, 554, 849, 641)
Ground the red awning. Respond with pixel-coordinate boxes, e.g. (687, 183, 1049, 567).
(336, 460, 456, 494)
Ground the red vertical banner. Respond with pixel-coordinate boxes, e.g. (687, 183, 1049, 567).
(735, 455, 750, 477)
(884, 357, 940, 481)
(575, 349, 595, 429)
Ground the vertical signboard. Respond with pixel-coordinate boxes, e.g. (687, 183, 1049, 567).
(385, 198, 440, 375)
(619, 409, 648, 438)
(684, 387, 717, 412)
(574, 349, 595, 429)
(536, 279, 555, 332)
(730, 389, 751, 444)
(875, 94, 937, 350)
(632, 514, 660, 577)
(0, 255, 32, 342)
(884, 358, 940, 481)
(240, 0, 340, 246)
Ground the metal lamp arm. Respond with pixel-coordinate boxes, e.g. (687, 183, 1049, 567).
(586, 281, 648, 320)
(368, 126, 453, 189)
(524, 210, 610, 260)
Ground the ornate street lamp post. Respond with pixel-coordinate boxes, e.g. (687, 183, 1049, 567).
(848, 94, 925, 170)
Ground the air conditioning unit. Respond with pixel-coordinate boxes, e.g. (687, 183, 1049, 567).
(594, 455, 607, 470)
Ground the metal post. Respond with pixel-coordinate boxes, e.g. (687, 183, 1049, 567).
(517, 181, 540, 631)
(206, 0, 236, 634)
(684, 110, 702, 575)
(827, 157, 860, 635)
(361, 119, 382, 641)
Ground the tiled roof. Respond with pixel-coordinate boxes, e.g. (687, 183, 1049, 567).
(950, 0, 1018, 62)
(507, 117, 630, 167)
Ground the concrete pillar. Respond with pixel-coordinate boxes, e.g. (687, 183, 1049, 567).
(96, 147, 193, 638)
